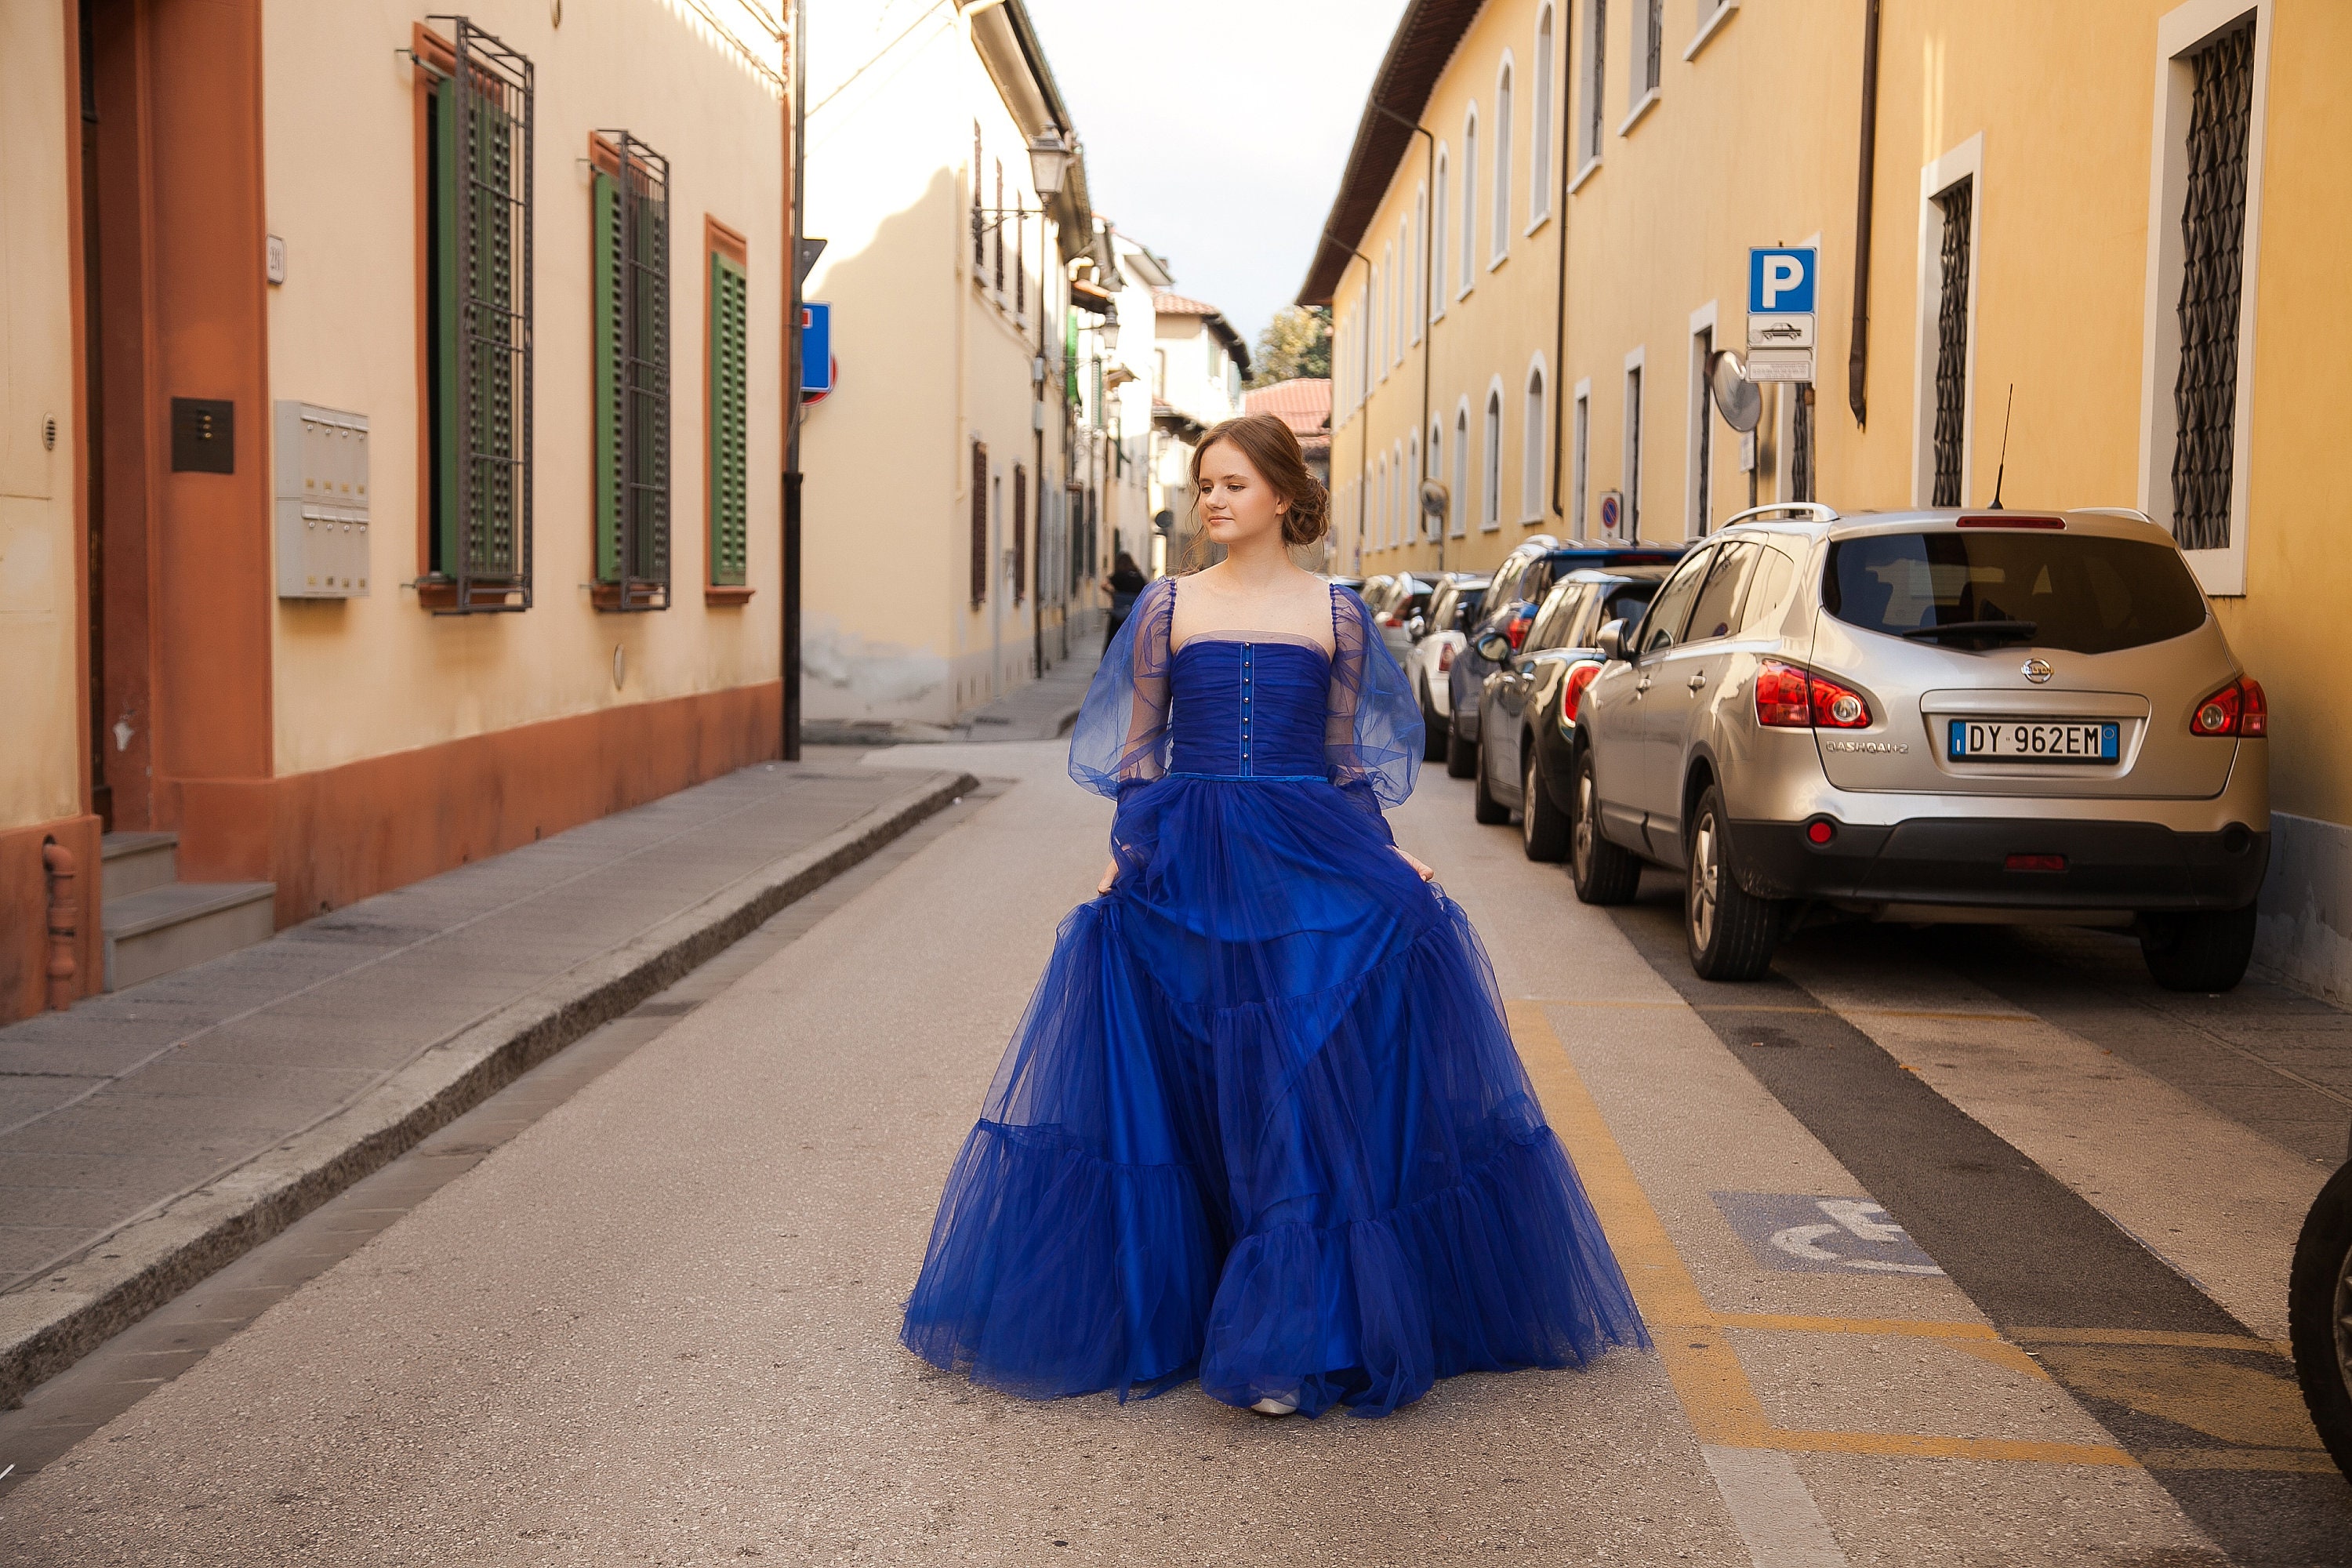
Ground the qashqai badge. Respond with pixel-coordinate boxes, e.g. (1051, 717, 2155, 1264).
(2021, 658, 2054, 684)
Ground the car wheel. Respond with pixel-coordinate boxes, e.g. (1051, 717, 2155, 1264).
(1445, 718, 1479, 779)
(1522, 740, 1571, 862)
(1419, 678, 1448, 762)
(2139, 902, 2258, 992)
(1685, 785, 1783, 982)
(1570, 746, 1642, 905)
(2289, 1157, 2352, 1483)
(1473, 738, 1512, 825)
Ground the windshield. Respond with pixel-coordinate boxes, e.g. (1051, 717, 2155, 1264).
(1824, 532, 2208, 655)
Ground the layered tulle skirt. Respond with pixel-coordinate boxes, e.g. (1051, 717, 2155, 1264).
(900, 775, 1649, 1417)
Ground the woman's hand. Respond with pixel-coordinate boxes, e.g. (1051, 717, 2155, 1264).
(1393, 846, 1436, 882)
(1098, 857, 1120, 895)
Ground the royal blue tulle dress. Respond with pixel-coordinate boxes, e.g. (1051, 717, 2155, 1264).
(901, 578, 1648, 1417)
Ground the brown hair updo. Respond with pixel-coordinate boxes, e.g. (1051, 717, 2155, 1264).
(1190, 412, 1330, 548)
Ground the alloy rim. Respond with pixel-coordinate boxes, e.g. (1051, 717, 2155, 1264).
(1574, 763, 1595, 879)
(1690, 812, 1719, 951)
(2335, 1234, 2352, 1406)
(1523, 751, 1539, 848)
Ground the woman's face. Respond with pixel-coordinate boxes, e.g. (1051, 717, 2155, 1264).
(1195, 440, 1288, 548)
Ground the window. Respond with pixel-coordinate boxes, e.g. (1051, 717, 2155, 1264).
(1451, 405, 1469, 536)
(1432, 149, 1450, 314)
(591, 133, 670, 611)
(1640, 0, 1664, 102)
(1459, 107, 1479, 295)
(1376, 255, 1389, 378)
(705, 218, 750, 600)
(970, 441, 988, 604)
(2140, 2, 2268, 595)
(1789, 382, 1816, 503)
(1824, 532, 2209, 655)
(1635, 544, 1712, 654)
(1483, 387, 1504, 529)
(1523, 361, 1547, 521)
(1624, 356, 1645, 540)
(1581, 0, 1608, 167)
(1492, 61, 1514, 263)
(1374, 455, 1388, 549)
(1397, 216, 1411, 359)
(1688, 320, 1713, 537)
(993, 158, 1004, 295)
(2169, 19, 2254, 553)
(1531, 8, 1555, 221)
(1911, 136, 1982, 508)
(1571, 382, 1591, 536)
(1684, 541, 1755, 642)
(971, 125, 984, 267)
(416, 20, 534, 612)
(1406, 433, 1421, 544)
(1428, 418, 1443, 538)
(1012, 464, 1027, 604)
(1929, 178, 1973, 506)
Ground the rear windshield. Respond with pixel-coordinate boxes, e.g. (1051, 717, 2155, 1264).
(1824, 532, 2208, 655)
(1451, 589, 1486, 630)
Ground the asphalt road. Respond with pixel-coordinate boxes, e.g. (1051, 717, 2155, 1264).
(0, 741, 2345, 1565)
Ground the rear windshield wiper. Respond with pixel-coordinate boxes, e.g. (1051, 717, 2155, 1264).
(1900, 619, 2038, 646)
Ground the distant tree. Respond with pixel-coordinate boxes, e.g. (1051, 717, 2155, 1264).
(1250, 306, 1331, 387)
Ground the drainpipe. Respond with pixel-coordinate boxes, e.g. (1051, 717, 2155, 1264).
(1033, 205, 1047, 681)
(1847, 0, 1882, 429)
(43, 839, 78, 1012)
(782, 0, 809, 759)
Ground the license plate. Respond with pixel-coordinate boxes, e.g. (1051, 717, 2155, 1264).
(1947, 720, 2119, 763)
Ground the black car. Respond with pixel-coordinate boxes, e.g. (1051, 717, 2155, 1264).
(1445, 539, 1687, 779)
(1468, 568, 1675, 850)
(2293, 1118, 2352, 1480)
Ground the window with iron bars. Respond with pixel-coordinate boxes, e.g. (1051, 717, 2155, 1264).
(1643, 0, 1664, 97)
(970, 441, 989, 604)
(1930, 176, 1973, 507)
(420, 16, 532, 613)
(1790, 383, 1816, 504)
(592, 132, 670, 611)
(1013, 465, 1028, 605)
(706, 221, 750, 596)
(2171, 22, 2252, 553)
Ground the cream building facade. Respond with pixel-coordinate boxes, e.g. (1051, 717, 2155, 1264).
(2, 0, 790, 1023)
(1146, 289, 1250, 574)
(1308, 0, 2352, 996)
(795, 0, 1091, 726)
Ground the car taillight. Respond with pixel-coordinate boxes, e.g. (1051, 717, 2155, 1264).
(1755, 659, 1873, 729)
(1562, 662, 1602, 724)
(1436, 644, 1456, 673)
(1755, 661, 1813, 728)
(1506, 612, 1534, 652)
(1379, 613, 1403, 627)
(2192, 677, 2267, 737)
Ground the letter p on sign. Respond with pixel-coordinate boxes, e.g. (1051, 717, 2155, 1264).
(1749, 247, 1818, 314)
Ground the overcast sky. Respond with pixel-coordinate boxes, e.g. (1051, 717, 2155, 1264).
(1022, 0, 1410, 355)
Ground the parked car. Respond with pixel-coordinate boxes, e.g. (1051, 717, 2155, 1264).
(2292, 1119, 2352, 1481)
(1401, 573, 1489, 760)
(1468, 567, 1675, 851)
(1569, 503, 2270, 988)
(1367, 574, 1436, 659)
(1446, 539, 1688, 779)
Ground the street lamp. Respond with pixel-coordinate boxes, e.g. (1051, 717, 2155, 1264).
(1098, 310, 1120, 352)
(1025, 130, 1073, 199)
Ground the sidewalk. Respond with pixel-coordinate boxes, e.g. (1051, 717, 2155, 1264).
(0, 757, 975, 1406)
(806, 613, 1107, 746)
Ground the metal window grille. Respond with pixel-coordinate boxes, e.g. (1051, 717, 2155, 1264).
(1645, 0, 1663, 95)
(970, 441, 988, 604)
(971, 124, 984, 267)
(1585, 0, 1607, 162)
(593, 133, 670, 610)
(1012, 465, 1028, 605)
(1930, 176, 1973, 507)
(1015, 210, 1026, 318)
(428, 17, 532, 613)
(1626, 366, 1643, 536)
(1692, 329, 1712, 534)
(2171, 23, 2253, 553)
(1791, 382, 1816, 503)
(708, 249, 750, 588)
(993, 161, 1004, 293)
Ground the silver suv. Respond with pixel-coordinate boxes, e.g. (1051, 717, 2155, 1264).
(1570, 504, 2270, 988)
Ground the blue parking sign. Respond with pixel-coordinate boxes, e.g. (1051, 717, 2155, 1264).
(1748, 248, 1817, 314)
(800, 302, 833, 395)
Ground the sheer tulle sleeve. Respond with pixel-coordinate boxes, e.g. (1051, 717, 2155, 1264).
(1068, 575, 1176, 800)
(1324, 586, 1423, 838)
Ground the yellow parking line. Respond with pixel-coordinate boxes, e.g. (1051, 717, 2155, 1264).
(2009, 1326, 2292, 1357)
(1520, 998, 2035, 1024)
(1716, 1312, 2055, 1383)
(1508, 1000, 2135, 1468)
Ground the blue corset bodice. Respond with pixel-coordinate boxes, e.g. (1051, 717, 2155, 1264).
(1166, 639, 1330, 779)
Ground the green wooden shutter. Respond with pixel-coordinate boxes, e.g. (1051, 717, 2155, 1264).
(708, 251, 750, 587)
(431, 78, 461, 577)
(593, 168, 624, 583)
(466, 89, 520, 581)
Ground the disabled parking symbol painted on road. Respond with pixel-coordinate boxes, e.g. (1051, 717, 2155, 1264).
(1711, 1191, 1945, 1276)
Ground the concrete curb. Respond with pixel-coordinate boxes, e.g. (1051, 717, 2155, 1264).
(0, 767, 979, 1410)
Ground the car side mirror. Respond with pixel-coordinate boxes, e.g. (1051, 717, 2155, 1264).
(1406, 614, 1427, 643)
(1595, 619, 1628, 662)
(1475, 631, 1514, 664)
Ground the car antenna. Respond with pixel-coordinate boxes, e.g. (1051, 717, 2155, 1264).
(1987, 384, 2014, 510)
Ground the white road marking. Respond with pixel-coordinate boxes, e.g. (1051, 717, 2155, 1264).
(1700, 1445, 1851, 1568)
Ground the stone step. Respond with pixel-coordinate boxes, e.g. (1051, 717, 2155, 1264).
(100, 831, 180, 903)
(102, 881, 277, 992)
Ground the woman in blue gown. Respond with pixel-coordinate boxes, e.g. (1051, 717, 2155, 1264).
(902, 414, 1647, 1418)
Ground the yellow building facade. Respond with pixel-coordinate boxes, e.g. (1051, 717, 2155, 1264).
(1309, 0, 2352, 996)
